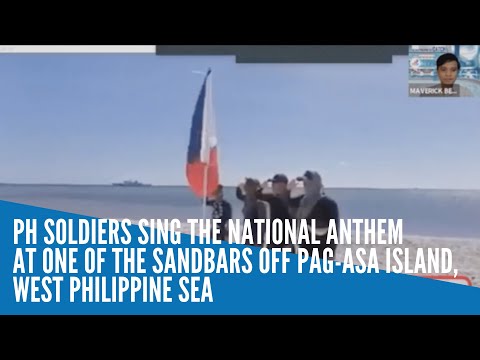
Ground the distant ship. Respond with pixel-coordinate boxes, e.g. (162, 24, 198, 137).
(112, 180, 152, 187)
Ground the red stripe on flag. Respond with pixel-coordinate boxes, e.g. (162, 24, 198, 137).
(186, 147, 219, 198)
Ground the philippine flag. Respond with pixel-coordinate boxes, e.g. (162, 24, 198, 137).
(186, 69, 220, 198)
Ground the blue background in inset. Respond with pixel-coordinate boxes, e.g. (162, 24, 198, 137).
(409, 45, 480, 80)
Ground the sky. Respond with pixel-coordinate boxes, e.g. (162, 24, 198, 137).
(0, 53, 479, 189)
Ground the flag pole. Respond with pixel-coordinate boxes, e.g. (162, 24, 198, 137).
(202, 68, 212, 220)
(202, 163, 209, 220)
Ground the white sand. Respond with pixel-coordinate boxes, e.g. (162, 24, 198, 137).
(127, 220, 480, 288)
(335, 236, 480, 287)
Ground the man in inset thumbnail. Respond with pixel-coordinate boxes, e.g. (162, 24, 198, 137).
(422, 53, 473, 97)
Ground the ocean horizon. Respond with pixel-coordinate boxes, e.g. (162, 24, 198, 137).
(2, 183, 480, 191)
(1, 184, 480, 240)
